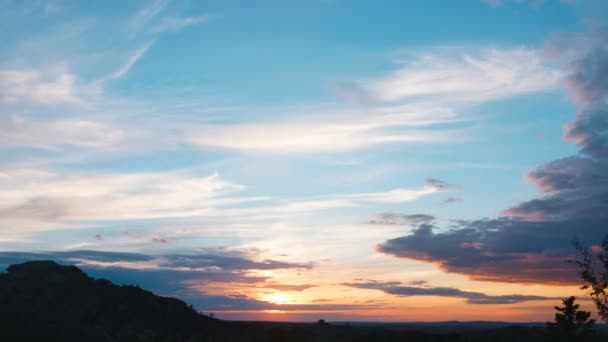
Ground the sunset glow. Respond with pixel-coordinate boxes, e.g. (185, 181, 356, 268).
(1, 0, 607, 325)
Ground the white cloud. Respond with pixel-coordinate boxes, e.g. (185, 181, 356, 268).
(0, 115, 124, 148)
(273, 198, 357, 213)
(0, 168, 247, 232)
(346, 187, 437, 204)
(0, 68, 81, 105)
(0, 165, 452, 235)
(364, 48, 560, 103)
(338, 179, 451, 205)
(209, 180, 451, 221)
(188, 105, 458, 153)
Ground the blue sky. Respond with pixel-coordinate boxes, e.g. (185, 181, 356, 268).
(1, 0, 608, 321)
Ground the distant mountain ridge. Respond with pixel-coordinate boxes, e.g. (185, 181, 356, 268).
(0, 260, 221, 341)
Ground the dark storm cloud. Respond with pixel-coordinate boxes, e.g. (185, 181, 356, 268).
(562, 40, 608, 157)
(558, 34, 608, 159)
(343, 280, 556, 304)
(377, 220, 607, 284)
(368, 213, 435, 226)
(564, 43, 608, 106)
(376, 31, 608, 285)
(504, 34, 608, 222)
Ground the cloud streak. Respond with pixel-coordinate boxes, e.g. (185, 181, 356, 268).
(0, 166, 450, 235)
(108, 42, 154, 81)
(358, 47, 559, 103)
(0, 115, 123, 149)
(368, 213, 435, 226)
(130, 0, 206, 34)
(0, 169, 248, 232)
(187, 107, 457, 153)
(343, 280, 557, 304)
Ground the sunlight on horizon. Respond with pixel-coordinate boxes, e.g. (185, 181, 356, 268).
(264, 293, 291, 305)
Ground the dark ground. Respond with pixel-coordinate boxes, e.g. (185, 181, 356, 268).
(0, 260, 605, 342)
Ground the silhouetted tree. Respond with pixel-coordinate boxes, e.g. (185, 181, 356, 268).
(574, 235, 608, 322)
(547, 296, 595, 340)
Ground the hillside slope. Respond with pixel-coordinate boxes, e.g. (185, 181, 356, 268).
(0, 260, 221, 342)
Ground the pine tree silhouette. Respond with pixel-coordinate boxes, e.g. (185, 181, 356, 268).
(547, 296, 595, 341)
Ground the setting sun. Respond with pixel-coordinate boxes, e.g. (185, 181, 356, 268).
(265, 293, 290, 305)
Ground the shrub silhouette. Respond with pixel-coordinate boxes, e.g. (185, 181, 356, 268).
(574, 234, 608, 322)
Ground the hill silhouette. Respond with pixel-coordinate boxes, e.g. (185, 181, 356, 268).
(1, 260, 606, 342)
(0, 260, 223, 341)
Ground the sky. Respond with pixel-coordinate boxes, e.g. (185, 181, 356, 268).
(1, 0, 608, 322)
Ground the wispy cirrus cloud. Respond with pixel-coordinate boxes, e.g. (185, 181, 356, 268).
(100, 0, 206, 83)
(187, 105, 460, 153)
(0, 67, 81, 105)
(130, 0, 206, 34)
(107, 41, 155, 81)
(340, 178, 457, 207)
(0, 169, 248, 232)
(189, 47, 558, 154)
(153, 16, 208, 33)
(0, 114, 124, 149)
(345, 180, 447, 204)
(252, 179, 453, 217)
(0, 63, 132, 151)
(0, 162, 453, 236)
(342, 47, 559, 104)
(130, 0, 168, 33)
